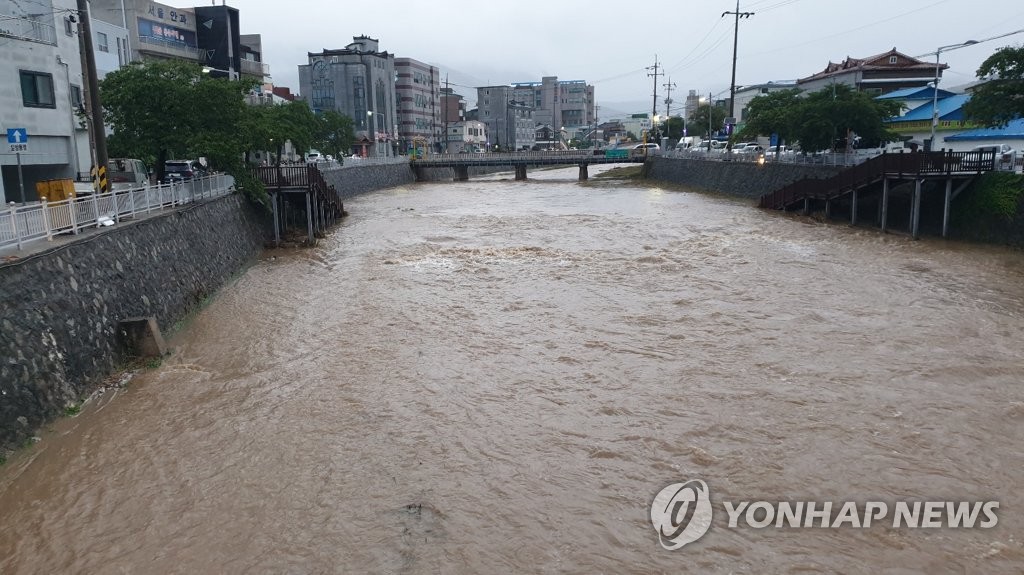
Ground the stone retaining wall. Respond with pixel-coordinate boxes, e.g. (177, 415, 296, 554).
(320, 163, 416, 198)
(645, 156, 842, 200)
(0, 194, 267, 452)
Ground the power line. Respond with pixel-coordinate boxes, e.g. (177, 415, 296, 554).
(646, 55, 662, 121)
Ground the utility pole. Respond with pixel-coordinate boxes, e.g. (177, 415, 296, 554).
(646, 56, 662, 134)
(663, 77, 676, 139)
(442, 74, 449, 153)
(722, 0, 754, 152)
(77, 0, 109, 192)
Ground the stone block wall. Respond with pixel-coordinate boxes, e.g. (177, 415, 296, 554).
(645, 156, 843, 200)
(0, 194, 267, 451)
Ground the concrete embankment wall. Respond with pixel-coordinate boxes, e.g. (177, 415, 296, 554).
(320, 163, 416, 198)
(645, 156, 842, 200)
(0, 194, 267, 452)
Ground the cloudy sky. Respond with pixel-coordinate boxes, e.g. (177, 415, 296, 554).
(239, 0, 1023, 118)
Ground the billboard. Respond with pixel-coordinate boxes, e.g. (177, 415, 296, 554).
(194, 5, 240, 78)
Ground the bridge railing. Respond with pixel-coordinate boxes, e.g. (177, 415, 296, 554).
(758, 150, 998, 209)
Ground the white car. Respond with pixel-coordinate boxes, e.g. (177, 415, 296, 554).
(632, 143, 660, 152)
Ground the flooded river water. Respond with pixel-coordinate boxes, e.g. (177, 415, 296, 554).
(1, 166, 1023, 573)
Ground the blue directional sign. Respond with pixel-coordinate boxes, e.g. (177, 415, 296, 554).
(7, 128, 28, 144)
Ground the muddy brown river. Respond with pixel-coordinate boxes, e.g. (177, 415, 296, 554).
(1, 166, 1023, 573)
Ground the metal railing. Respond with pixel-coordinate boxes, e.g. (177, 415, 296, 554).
(240, 59, 270, 76)
(758, 150, 998, 210)
(0, 12, 56, 44)
(137, 35, 202, 59)
(0, 174, 234, 251)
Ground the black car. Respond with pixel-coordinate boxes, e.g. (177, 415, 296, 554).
(162, 160, 206, 183)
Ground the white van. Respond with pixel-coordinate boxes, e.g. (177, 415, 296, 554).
(305, 151, 322, 163)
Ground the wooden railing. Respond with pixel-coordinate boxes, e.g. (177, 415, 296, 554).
(759, 150, 997, 210)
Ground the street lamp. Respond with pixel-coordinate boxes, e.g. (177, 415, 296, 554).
(929, 40, 977, 151)
(201, 65, 238, 80)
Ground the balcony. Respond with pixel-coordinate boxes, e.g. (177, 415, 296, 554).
(240, 59, 270, 77)
(137, 35, 202, 59)
(0, 13, 56, 45)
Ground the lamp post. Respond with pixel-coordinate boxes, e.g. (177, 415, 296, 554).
(929, 40, 977, 151)
(367, 110, 378, 157)
(202, 65, 238, 80)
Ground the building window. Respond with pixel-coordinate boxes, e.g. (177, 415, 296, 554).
(97, 32, 109, 52)
(70, 85, 83, 109)
(20, 70, 56, 108)
(889, 55, 897, 64)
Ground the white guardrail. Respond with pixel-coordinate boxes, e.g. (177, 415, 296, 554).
(0, 174, 235, 251)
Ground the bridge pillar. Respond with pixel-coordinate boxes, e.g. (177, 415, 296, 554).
(942, 178, 952, 238)
(911, 179, 922, 240)
(515, 165, 527, 180)
(880, 178, 890, 233)
(454, 166, 469, 181)
(413, 166, 424, 182)
(803, 197, 811, 216)
(305, 191, 315, 244)
(578, 164, 589, 181)
(825, 199, 832, 219)
(851, 189, 858, 226)
(271, 192, 280, 246)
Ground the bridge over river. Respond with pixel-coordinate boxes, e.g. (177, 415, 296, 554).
(410, 149, 647, 181)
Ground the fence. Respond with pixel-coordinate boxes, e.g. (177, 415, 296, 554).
(0, 174, 235, 251)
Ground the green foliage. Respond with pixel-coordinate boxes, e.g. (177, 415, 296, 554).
(0, 453, 6, 465)
(663, 116, 684, 140)
(64, 403, 81, 416)
(737, 88, 802, 145)
(316, 110, 356, 159)
(957, 172, 1024, 221)
(100, 60, 258, 182)
(736, 85, 901, 152)
(688, 104, 728, 139)
(963, 46, 1024, 128)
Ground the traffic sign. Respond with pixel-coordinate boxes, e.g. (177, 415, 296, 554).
(7, 128, 28, 144)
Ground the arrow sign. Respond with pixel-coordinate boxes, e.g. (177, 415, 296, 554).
(7, 128, 27, 144)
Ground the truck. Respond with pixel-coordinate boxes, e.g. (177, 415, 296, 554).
(75, 158, 150, 195)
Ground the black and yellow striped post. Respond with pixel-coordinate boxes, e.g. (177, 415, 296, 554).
(90, 165, 98, 193)
(96, 163, 108, 193)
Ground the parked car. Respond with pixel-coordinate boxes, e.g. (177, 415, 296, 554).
(162, 160, 205, 183)
(732, 142, 764, 154)
(766, 145, 791, 155)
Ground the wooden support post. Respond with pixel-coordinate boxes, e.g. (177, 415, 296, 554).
(880, 178, 890, 233)
(305, 191, 314, 244)
(911, 179, 922, 240)
(578, 164, 589, 181)
(851, 189, 858, 225)
(825, 199, 832, 219)
(943, 178, 953, 238)
(803, 197, 810, 215)
(271, 191, 280, 245)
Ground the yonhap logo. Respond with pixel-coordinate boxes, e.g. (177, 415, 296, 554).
(651, 478, 1000, 551)
(650, 479, 714, 550)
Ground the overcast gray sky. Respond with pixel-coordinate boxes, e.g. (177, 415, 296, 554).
(239, 0, 1024, 118)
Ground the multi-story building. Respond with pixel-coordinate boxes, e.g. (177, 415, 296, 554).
(0, 0, 90, 202)
(512, 76, 594, 136)
(298, 37, 397, 157)
(445, 120, 487, 153)
(475, 86, 535, 152)
(89, 1, 269, 83)
(797, 48, 944, 96)
(394, 58, 439, 153)
(439, 87, 465, 152)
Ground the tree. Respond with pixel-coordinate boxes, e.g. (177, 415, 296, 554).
(100, 60, 257, 182)
(791, 84, 902, 152)
(663, 116, 684, 140)
(315, 110, 356, 160)
(736, 88, 803, 152)
(688, 104, 728, 139)
(963, 46, 1024, 128)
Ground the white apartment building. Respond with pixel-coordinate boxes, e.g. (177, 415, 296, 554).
(446, 120, 487, 153)
(1, 0, 91, 203)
